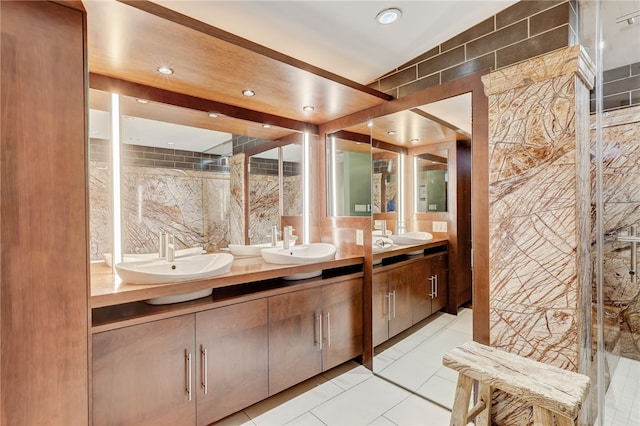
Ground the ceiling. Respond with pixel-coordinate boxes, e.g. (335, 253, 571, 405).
(85, 1, 639, 153)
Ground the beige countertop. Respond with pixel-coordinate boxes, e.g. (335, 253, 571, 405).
(91, 253, 364, 308)
(372, 237, 448, 264)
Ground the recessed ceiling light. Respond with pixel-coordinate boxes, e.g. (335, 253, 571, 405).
(156, 65, 174, 75)
(410, 138, 419, 143)
(387, 130, 396, 135)
(168, 142, 175, 146)
(367, 121, 374, 128)
(242, 89, 256, 97)
(208, 113, 219, 118)
(262, 124, 271, 128)
(302, 105, 315, 112)
(376, 8, 401, 25)
(136, 98, 149, 104)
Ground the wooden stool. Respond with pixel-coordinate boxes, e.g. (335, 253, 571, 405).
(443, 341, 590, 426)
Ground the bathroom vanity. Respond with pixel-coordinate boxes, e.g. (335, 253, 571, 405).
(90, 255, 364, 425)
(371, 238, 449, 347)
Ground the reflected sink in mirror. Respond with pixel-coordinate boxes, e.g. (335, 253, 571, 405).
(115, 253, 234, 304)
(372, 236, 394, 254)
(102, 246, 204, 267)
(228, 239, 297, 258)
(261, 243, 337, 280)
(390, 231, 434, 245)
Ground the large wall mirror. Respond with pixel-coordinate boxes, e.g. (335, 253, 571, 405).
(325, 88, 475, 408)
(326, 131, 372, 217)
(88, 88, 304, 267)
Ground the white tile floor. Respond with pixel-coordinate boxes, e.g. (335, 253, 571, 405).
(213, 307, 639, 425)
(603, 356, 640, 426)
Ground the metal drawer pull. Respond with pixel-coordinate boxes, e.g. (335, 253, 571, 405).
(185, 350, 192, 401)
(201, 346, 208, 395)
(325, 312, 331, 347)
(315, 314, 323, 351)
(391, 290, 397, 319)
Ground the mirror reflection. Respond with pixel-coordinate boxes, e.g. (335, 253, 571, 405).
(88, 89, 303, 266)
(331, 92, 473, 408)
(415, 150, 448, 213)
(326, 133, 372, 217)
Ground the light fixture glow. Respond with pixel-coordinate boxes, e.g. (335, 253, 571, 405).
(376, 8, 402, 25)
(136, 98, 149, 104)
(208, 112, 219, 118)
(111, 93, 122, 275)
(156, 65, 174, 75)
(330, 136, 338, 217)
(303, 133, 311, 244)
(262, 124, 271, 128)
(302, 105, 315, 112)
(242, 89, 256, 97)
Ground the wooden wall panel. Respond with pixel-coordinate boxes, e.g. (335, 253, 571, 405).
(1, 2, 89, 424)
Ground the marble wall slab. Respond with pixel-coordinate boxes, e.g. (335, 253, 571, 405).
(248, 174, 279, 245)
(482, 45, 595, 425)
(229, 154, 245, 245)
(593, 105, 640, 362)
(89, 163, 230, 260)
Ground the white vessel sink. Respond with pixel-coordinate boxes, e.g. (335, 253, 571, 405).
(102, 246, 204, 267)
(229, 240, 295, 258)
(115, 252, 234, 304)
(116, 252, 232, 285)
(390, 231, 434, 245)
(261, 243, 337, 280)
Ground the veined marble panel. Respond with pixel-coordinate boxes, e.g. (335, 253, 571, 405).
(89, 161, 112, 261)
(283, 174, 302, 216)
(248, 174, 279, 245)
(592, 105, 640, 361)
(203, 172, 230, 251)
(229, 154, 245, 245)
(372, 173, 382, 213)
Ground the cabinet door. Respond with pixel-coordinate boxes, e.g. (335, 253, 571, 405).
(388, 264, 414, 338)
(431, 253, 449, 313)
(372, 270, 390, 347)
(269, 287, 322, 395)
(321, 278, 363, 371)
(92, 315, 196, 426)
(195, 299, 269, 426)
(412, 259, 433, 324)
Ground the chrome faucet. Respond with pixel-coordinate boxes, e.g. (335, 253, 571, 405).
(166, 234, 176, 262)
(270, 225, 280, 246)
(380, 221, 387, 235)
(158, 231, 167, 259)
(395, 221, 405, 235)
(283, 226, 292, 250)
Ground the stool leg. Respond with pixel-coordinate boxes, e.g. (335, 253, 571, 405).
(533, 406, 554, 425)
(555, 414, 575, 426)
(450, 373, 473, 426)
(475, 382, 492, 426)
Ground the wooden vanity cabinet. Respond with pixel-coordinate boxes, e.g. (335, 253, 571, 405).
(372, 264, 413, 346)
(195, 299, 269, 425)
(92, 315, 197, 426)
(269, 278, 363, 395)
(412, 253, 449, 324)
(93, 299, 270, 426)
(374, 252, 449, 347)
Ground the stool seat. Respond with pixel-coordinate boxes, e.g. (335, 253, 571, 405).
(443, 341, 590, 426)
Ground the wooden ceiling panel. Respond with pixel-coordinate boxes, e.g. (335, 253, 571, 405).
(85, 0, 389, 127)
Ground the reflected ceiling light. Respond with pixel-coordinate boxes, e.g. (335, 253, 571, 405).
(387, 130, 396, 135)
(367, 121, 373, 128)
(136, 98, 149, 104)
(302, 105, 315, 112)
(167, 142, 175, 146)
(208, 112, 219, 118)
(262, 124, 271, 128)
(156, 65, 174, 75)
(242, 89, 256, 97)
(376, 8, 402, 25)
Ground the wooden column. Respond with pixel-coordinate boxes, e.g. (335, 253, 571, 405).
(1, 2, 89, 424)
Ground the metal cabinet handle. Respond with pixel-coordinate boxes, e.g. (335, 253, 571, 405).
(325, 312, 331, 347)
(185, 350, 192, 401)
(428, 276, 434, 298)
(434, 275, 438, 298)
(200, 345, 208, 395)
(385, 292, 391, 321)
(315, 314, 323, 351)
(391, 290, 396, 319)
